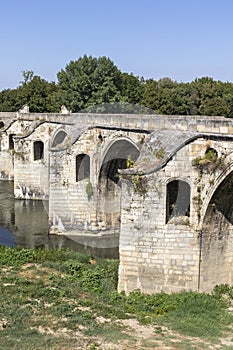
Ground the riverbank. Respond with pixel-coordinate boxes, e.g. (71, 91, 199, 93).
(1, 246, 233, 349)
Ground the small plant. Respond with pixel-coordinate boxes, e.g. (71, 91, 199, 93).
(89, 342, 98, 350)
(192, 147, 224, 172)
(126, 155, 135, 168)
(132, 172, 148, 195)
(155, 146, 165, 159)
(86, 180, 93, 201)
(192, 193, 202, 222)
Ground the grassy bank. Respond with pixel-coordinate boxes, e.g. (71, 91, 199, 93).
(1, 246, 233, 349)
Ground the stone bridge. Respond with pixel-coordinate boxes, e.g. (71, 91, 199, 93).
(1, 109, 233, 294)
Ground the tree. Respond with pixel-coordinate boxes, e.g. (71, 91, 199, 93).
(120, 73, 143, 104)
(0, 88, 20, 112)
(191, 77, 231, 116)
(0, 74, 57, 112)
(20, 70, 34, 85)
(17, 75, 57, 112)
(53, 55, 123, 112)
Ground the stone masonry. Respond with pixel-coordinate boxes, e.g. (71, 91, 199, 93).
(1, 110, 233, 294)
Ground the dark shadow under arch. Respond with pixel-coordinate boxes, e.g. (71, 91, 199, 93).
(202, 171, 233, 232)
(33, 141, 44, 160)
(9, 134, 15, 150)
(200, 171, 233, 291)
(51, 130, 67, 148)
(98, 139, 140, 231)
(76, 154, 90, 182)
(99, 139, 140, 187)
(166, 180, 190, 223)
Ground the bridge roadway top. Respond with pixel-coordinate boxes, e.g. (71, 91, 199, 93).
(0, 112, 233, 134)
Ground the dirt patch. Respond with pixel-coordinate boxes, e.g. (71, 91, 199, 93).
(18, 263, 64, 282)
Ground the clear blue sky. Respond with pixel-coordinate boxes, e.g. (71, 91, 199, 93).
(1, 0, 233, 90)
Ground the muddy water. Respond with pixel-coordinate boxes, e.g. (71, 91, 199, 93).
(0, 181, 118, 259)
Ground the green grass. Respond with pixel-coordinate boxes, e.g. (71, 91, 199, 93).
(163, 292, 232, 339)
(1, 245, 233, 349)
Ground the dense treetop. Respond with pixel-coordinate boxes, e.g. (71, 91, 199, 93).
(1, 55, 233, 117)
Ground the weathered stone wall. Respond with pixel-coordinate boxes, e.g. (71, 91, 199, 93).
(0, 119, 32, 180)
(118, 137, 233, 293)
(1, 111, 233, 133)
(1, 112, 233, 293)
(13, 122, 68, 200)
(49, 127, 147, 234)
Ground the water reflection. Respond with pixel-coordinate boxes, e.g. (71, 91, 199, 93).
(0, 227, 15, 247)
(0, 181, 118, 259)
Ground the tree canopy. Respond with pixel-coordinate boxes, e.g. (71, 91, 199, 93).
(1, 55, 233, 117)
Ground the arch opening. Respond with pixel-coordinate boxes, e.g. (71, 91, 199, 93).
(99, 139, 140, 187)
(205, 147, 218, 159)
(203, 171, 233, 232)
(51, 130, 67, 148)
(98, 139, 140, 231)
(76, 154, 90, 182)
(33, 141, 44, 161)
(200, 171, 233, 290)
(9, 134, 15, 150)
(166, 180, 190, 223)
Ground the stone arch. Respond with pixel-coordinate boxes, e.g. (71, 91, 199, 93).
(200, 161, 233, 226)
(97, 137, 140, 231)
(202, 170, 233, 228)
(33, 141, 44, 160)
(99, 137, 140, 186)
(200, 169, 233, 290)
(76, 154, 90, 182)
(51, 129, 67, 148)
(166, 179, 190, 223)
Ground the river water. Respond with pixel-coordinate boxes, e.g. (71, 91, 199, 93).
(0, 181, 118, 259)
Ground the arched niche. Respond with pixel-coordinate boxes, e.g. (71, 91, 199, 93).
(33, 141, 44, 161)
(9, 134, 15, 150)
(166, 179, 190, 223)
(76, 154, 90, 182)
(51, 130, 67, 148)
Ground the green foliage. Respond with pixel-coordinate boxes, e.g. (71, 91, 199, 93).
(0, 75, 57, 113)
(53, 55, 122, 112)
(126, 155, 135, 168)
(20, 70, 34, 85)
(1, 246, 233, 348)
(192, 147, 224, 172)
(213, 283, 233, 303)
(142, 76, 233, 117)
(0, 246, 35, 267)
(62, 259, 82, 276)
(120, 72, 143, 104)
(86, 180, 93, 201)
(79, 266, 107, 293)
(2, 55, 233, 116)
(164, 291, 233, 338)
(132, 172, 148, 195)
(155, 146, 165, 159)
(0, 245, 82, 267)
